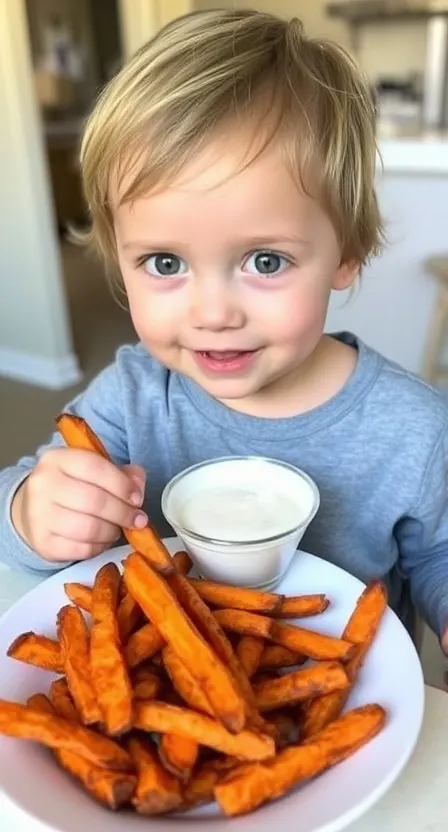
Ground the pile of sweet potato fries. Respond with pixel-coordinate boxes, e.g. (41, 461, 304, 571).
(0, 415, 388, 818)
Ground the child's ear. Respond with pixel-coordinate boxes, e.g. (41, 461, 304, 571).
(332, 260, 359, 291)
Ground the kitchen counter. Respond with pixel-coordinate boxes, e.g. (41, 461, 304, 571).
(378, 129, 448, 174)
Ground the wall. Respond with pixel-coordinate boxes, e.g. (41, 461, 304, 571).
(0, 0, 80, 388)
(326, 171, 444, 375)
(118, 0, 194, 59)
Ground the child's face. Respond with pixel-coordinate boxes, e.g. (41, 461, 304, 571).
(113, 133, 357, 410)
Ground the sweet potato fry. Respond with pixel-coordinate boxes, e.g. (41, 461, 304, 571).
(214, 703, 386, 816)
(253, 662, 349, 712)
(132, 665, 161, 701)
(0, 699, 133, 770)
(172, 550, 193, 575)
(162, 644, 214, 715)
(271, 621, 355, 662)
(236, 637, 264, 679)
(125, 623, 164, 669)
(133, 701, 276, 761)
(117, 591, 142, 641)
(57, 605, 101, 725)
(7, 632, 64, 673)
(182, 757, 239, 809)
(27, 694, 136, 810)
(265, 710, 300, 748)
(56, 413, 174, 575)
(273, 594, 330, 619)
(128, 736, 182, 815)
(90, 563, 133, 736)
(213, 609, 275, 640)
(189, 579, 284, 614)
(49, 678, 80, 722)
(124, 553, 246, 733)
(259, 644, 305, 670)
(91, 563, 120, 622)
(64, 582, 92, 613)
(167, 570, 266, 732)
(343, 581, 388, 650)
(302, 582, 388, 738)
(159, 732, 199, 782)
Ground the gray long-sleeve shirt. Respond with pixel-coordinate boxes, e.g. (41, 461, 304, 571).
(1, 332, 448, 637)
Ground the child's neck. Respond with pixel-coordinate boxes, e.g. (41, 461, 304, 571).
(219, 335, 358, 419)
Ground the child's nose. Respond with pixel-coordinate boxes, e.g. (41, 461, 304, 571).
(189, 280, 245, 331)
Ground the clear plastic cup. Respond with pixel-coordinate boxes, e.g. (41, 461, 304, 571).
(161, 456, 320, 590)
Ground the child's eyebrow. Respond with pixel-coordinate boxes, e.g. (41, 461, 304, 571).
(241, 235, 310, 248)
(122, 235, 310, 251)
(121, 240, 179, 251)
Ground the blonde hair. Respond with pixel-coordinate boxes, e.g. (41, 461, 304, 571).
(81, 8, 383, 269)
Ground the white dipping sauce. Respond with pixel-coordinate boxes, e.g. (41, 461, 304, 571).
(178, 485, 305, 541)
(162, 457, 320, 588)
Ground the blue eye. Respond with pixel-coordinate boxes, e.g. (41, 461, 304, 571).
(142, 253, 188, 277)
(243, 250, 290, 277)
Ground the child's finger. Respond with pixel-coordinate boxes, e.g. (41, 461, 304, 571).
(49, 449, 139, 505)
(122, 464, 146, 505)
(53, 478, 148, 530)
(47, 507, 123, 545)
(44, 535, 110, 563)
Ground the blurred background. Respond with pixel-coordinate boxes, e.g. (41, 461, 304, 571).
(0, 0, 447, 682)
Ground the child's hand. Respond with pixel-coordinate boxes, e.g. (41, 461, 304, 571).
(10, 449, 147, 563)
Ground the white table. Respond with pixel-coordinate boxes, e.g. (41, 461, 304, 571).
(0, 571, 446, 831)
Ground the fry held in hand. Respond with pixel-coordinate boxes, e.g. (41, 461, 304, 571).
(215, 704, 386, 817)
(56, 413, 174, 575)
(90, 563, 133, 736)
(7, 632, 64, 674)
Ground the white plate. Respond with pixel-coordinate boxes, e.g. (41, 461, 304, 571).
(0, 540, 424, 832)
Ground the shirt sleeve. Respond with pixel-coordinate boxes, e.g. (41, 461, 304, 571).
(396, 423, 448, 638)
(0, 360, 129, 575)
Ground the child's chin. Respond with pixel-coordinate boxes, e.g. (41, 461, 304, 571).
(198, 376, 260, 401)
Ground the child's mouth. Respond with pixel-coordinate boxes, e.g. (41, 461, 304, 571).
(193, 350, 259, 375)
